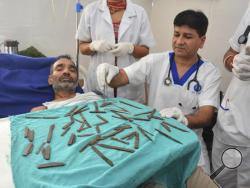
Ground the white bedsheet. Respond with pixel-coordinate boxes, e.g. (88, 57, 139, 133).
(0, 117, 15, 188)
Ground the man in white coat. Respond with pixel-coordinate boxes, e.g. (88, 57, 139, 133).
(212, 4, 250, 188)
(0, 48, 219, 187)
(76, 0, 155, 103)
(96, 9, 221, 174)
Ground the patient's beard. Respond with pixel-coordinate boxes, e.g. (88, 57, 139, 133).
(52, 81, 77, 94)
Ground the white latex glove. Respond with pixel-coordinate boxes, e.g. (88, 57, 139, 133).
(160, 107, 188, 126)
(232, 53, 250, 81)
(96, 63, 119, 91)
(89, 40, 114, 53)
(110, 42, 134, 57)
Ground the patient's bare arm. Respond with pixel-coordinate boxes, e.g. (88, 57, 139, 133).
(31, 106, 48, 112)
(109, 69, 129, 88)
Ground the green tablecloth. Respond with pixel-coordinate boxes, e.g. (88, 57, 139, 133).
(11, 98, 200, 188)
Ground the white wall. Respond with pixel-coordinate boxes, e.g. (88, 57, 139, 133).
(0, 0, 249, 91)
(0, 0, 78, 57)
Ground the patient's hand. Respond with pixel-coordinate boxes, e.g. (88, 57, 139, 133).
(30, 105, 47, 112)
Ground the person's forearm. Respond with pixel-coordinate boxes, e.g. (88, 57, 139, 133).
(79, 41, 95, 55)
(132, 45, 149, 59)
(109, 69, 129, 88)
(186, 106, 216, 129)
(31, 105, 47, 112)
(223, 47, 238, 72)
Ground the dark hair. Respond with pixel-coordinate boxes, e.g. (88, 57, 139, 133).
(174, 10, 208, 37)
(56, 54, 73, 62)
(50, 54, 76, 74)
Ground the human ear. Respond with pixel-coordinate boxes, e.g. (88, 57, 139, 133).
(48, 75, 54, 85)
(200, 36, 206, 48)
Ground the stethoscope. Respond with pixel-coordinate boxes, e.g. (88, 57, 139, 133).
(238, 25, 250, 44)
(164, 55, 202, 92)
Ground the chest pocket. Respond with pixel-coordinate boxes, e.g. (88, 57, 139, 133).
(153, 83, 199, 114)
(178, 87, 199, 115)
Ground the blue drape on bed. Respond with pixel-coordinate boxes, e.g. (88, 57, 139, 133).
(0, 53, 83, 117)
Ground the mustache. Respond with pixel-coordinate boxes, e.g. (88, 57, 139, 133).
(174, 46, 185, 49)
(58, 76, 75, 83)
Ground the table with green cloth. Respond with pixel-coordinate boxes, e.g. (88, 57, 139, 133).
(10, 98, 200, 188)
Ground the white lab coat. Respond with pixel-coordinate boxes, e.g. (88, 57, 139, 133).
(212, 5, 250, 188)
(214, 6, 250, 147)
(76, 0, 155, 103)
(125, 52, 221, 174)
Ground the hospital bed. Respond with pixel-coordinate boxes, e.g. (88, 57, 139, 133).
(0, 53, 56, 187)
(0, 54, 200, 188)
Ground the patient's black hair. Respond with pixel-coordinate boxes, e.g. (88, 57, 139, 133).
(50, 54, 77, 74)
(174, 9, 208, 37)
(56, 54, 73, 62)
